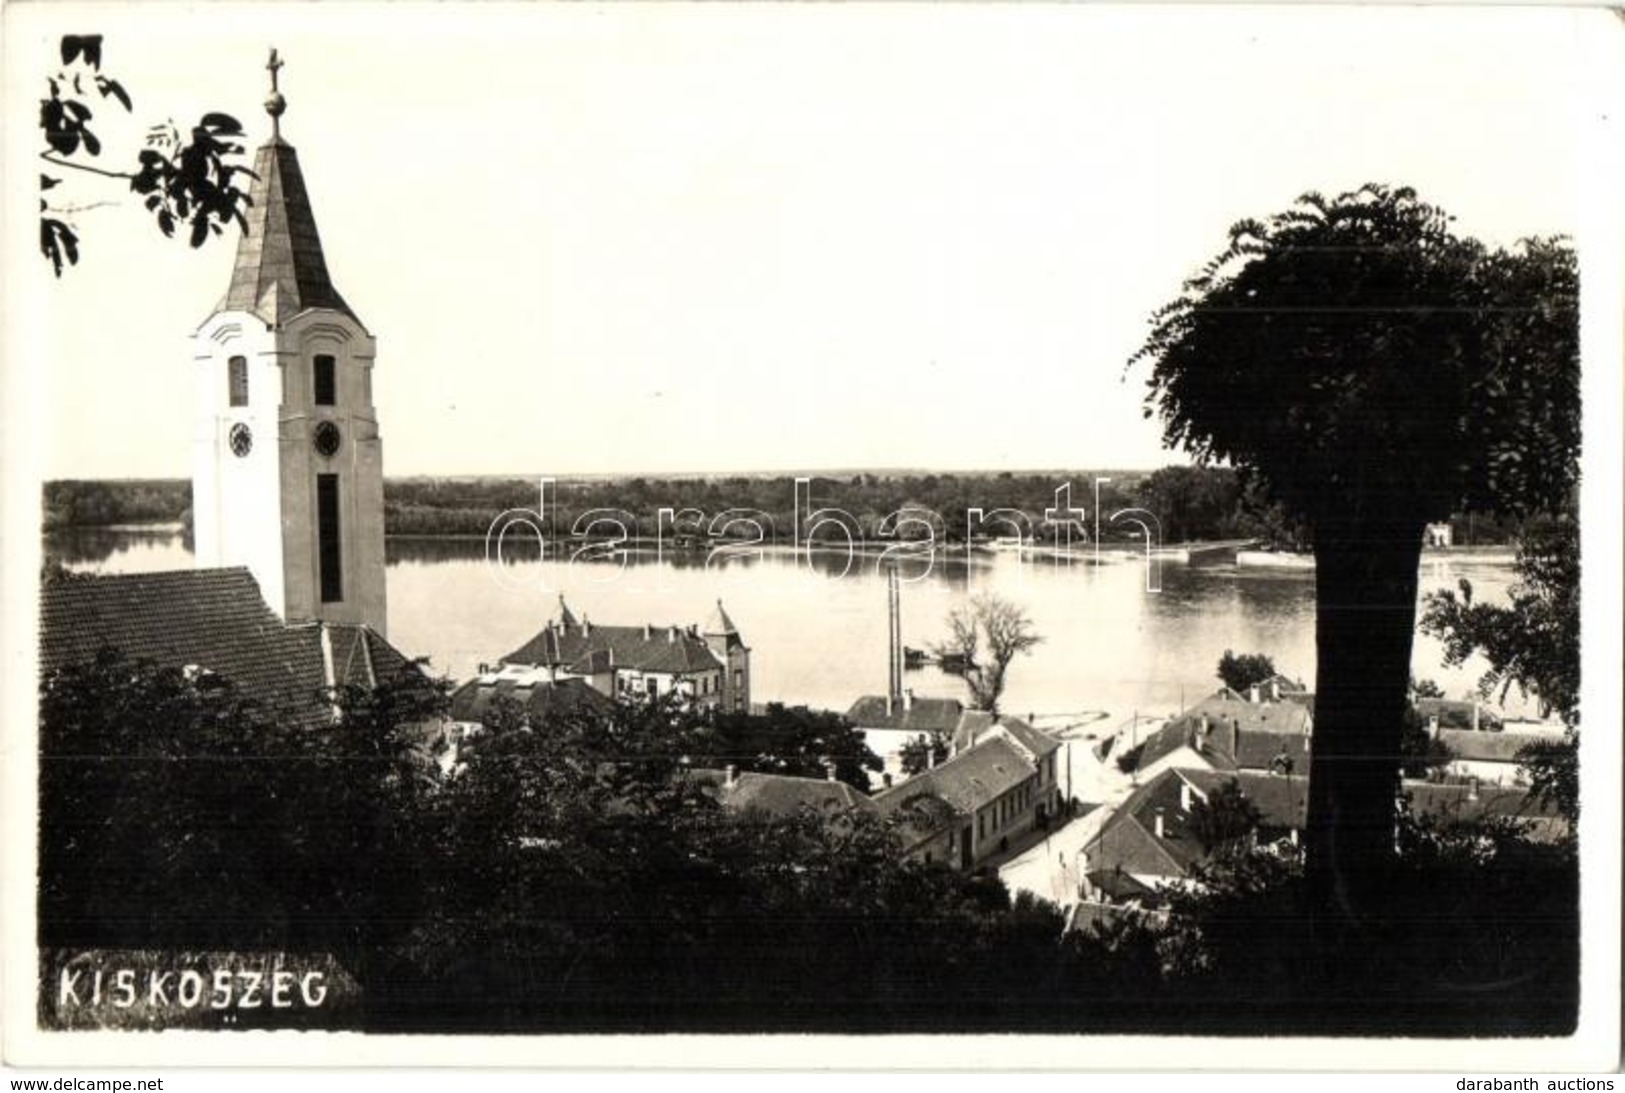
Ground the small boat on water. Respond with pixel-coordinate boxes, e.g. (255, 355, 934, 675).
(903, 646, 929, 670)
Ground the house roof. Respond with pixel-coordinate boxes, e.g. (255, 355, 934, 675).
(220, 138, 356, 326)
(1085, 868, 1158, 902)
(950, 713, 1062, 761)
(949, 710, 997, 751)
(689, 769, 877, 818)
(1415, 697, 1503, 730)
(1085, 770, 1209, 879)
(1136, 696, 1311, 774)
(1404, 781, 1562, 823)
(1182, 769, 1311, 831)
(447, 675, 616, 727)
(704, 599, 739, 636)
(1087, 768, 1310, 882)
(872, 735, 1035, 818)
(846, 694, 964, 733)
(1436, 729, 1542, 764)
(39, 568, 418, 730)
(503, 614, 724, 676)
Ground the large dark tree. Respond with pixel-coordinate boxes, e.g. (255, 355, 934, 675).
(1131, 185, 1578, 917)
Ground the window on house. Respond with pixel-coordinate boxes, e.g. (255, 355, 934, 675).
(646, 678, 658, 698)
(228, 356, 248, 407)
(314, 355, 337, 406)
(317, 474, 342, 603)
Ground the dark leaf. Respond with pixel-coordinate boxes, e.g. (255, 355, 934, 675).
(82, 130, 100, 157)
(200, 112, 244, 135)
(157, 210, 175, 237)
(97, 76, 131, 112)
(40, 175, 61, 191)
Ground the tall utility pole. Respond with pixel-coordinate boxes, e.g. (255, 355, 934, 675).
(887, 566, 903, 705)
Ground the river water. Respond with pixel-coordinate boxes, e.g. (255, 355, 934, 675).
(48, 528, 1525, 723)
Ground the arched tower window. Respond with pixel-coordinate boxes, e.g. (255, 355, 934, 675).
(228, 356, 249, 407)
(313, 354, 337, 407)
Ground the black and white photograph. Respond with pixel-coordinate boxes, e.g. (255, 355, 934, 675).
(3, 1, 1621, 1074)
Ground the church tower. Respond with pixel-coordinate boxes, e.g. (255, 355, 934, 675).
(191, 51, 387, 636)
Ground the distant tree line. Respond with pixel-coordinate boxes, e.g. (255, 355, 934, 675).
(43, 469, 1522, 546)
(43, 479, 191, 530)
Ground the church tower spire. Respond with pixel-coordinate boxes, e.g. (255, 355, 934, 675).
(191, 50, 388, 636)
(221, 49, 355, 326)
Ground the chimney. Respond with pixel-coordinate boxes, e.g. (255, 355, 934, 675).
(1249, 684, 1261, 704)
(927, 744, 938, 770)
(903, 688, 915, 711)
(582, 616, 591, 636)
(1471, 703, 1481, 732)
(725, 765, 738, 788)
(1468, 777, 1480, 802)
(1270, 679, 1280, 701)
(1154, 808, 1166, 839)
(1179, 781, 1192, 812)
(643, 623, 651, 640)
(882, 773, 893, 789)
(1429, 715, 1440, 739)
(825, 761, 837, 783)
(668, 626, 678, 644)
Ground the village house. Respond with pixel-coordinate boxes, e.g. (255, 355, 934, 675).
(483, 595, 750, 711)
(1431, 728, 1551, 788)
(870, 719, 1065, 870)
(1415, 696, 1504, 733)
(1081, 767, 1568, 905)
(845, 689, 967, 781)
(1129, 687, 1312, 782)
(447, 668, 616, 730)
(1081, 768, 1311, 900)
(1404, 780, 1571, 843)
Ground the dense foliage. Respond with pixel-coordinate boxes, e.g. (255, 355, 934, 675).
(1215, 650, 1276, 694)
(39, 647, 1577, 1033)
(40, 36, 254, 275)
(1422, 514, 1580, 822)
(683, 702, 883, 792)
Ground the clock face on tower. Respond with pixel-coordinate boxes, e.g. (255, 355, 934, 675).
(228, 423, 253, 458)
(313, 420, 342, 457)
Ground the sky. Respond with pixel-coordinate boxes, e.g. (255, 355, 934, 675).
(6, 3, 1610, 479)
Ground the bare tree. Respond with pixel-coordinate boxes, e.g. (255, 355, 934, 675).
(932, 593, 1041, 716)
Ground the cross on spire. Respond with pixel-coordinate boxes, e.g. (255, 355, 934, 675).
(265, 47, 287, 138)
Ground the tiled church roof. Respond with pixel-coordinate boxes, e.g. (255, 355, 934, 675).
(40, 568, 417, 729)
